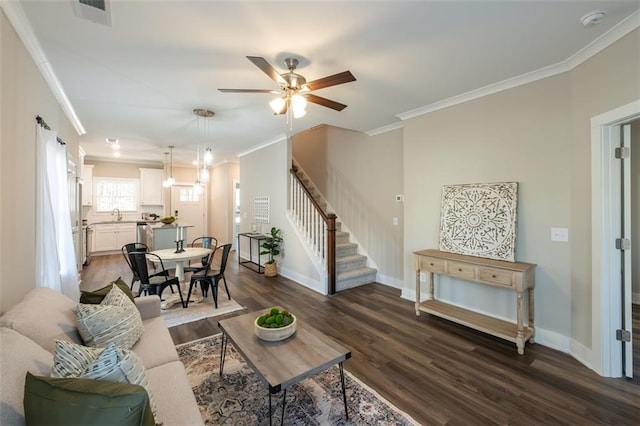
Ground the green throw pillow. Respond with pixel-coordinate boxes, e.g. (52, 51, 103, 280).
(80, 277, 134, 304)
(24, 372, 155, 426)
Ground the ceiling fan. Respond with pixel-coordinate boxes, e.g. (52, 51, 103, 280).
(218, 56, 356, 117)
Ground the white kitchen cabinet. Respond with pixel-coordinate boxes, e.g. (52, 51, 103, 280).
(82, 165, 94, 206)
(92, 223, 137, 252)
(139, 168, 164, 206)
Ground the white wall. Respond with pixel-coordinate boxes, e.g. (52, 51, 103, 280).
(1, 10, 80, 313)
(240, 138, 322, 293)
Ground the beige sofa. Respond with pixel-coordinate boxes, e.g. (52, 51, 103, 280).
(0, 287, 203, 425)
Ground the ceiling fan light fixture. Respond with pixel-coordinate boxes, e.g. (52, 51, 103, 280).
(291, 94, 307, 118)
(270, 97, 287, 114)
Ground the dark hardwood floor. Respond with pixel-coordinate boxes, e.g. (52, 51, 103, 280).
(82, 251, 640, 425)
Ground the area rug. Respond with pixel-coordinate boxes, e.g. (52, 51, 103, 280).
(176, 334, 420, 425)
(161, 296, 244, 328)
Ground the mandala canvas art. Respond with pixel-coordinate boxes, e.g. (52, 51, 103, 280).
(439, 182, 518, 262)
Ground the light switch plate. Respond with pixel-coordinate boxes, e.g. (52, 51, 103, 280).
(551, 227, 569, 242)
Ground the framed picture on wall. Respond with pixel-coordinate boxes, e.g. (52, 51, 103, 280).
(439, 182, 518, 262)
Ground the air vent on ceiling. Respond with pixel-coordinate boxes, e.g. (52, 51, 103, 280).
(72, 0, 112, 27)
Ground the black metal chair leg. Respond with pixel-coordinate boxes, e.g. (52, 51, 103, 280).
(212, 278, 219, 308)
(222, 276, 231, 300)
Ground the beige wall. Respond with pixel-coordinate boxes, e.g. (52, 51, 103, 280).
(632, 119, 640, 302)
(293, 125, 405, 284)
(1, 10, 79, 313)
(210, 162, 239, 245)
(403, 29, 640, 351)
(568, 30, 640, 346)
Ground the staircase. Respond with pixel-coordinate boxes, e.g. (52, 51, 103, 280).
(290, 162, 376, 292)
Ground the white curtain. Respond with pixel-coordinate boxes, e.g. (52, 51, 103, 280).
(35, 125, 79, 300)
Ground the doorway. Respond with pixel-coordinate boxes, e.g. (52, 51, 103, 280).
(233, 180, 240, 249)
(171, 184, 206, 243)
(591, 100, 639, 378)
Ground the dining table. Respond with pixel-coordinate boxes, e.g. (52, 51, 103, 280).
(148, 247, 212, 309)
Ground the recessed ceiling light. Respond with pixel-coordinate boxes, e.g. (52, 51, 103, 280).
(106, 137, 118, 144)
(113, 151, 121, 157)
(581, 10, 606, 27)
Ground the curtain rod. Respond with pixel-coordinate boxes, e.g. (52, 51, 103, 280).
(35, 115, 66, 145)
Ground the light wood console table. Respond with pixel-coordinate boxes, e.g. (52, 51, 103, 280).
(414, 249, 536, 354)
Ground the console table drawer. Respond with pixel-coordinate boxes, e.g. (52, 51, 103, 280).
(447, 261, 475, 280)
(418, 256, 446, 273)
(478, 267, 514, 288)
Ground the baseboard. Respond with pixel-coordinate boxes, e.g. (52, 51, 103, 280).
(569, 339, 593, 371)
(376, 274, 404, 289)
(278, 267, 325, 295)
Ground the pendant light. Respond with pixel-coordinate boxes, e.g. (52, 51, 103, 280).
(193, 108, 214, 183)
(163, 146, 175, 187)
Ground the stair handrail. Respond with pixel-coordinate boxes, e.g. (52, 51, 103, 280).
(290, 165, 337, 294)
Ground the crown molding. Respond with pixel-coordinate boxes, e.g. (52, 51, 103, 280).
(566, 9, 640, 69)
(1, 1, 86, 135)
(396, 10, 640, 122)
(365, 121, 403, 136)
(237, 133, 288, 158)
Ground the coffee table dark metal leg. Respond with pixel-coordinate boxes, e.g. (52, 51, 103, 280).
(267, 385, 287, 426)
(339, 362, 348, 419)
(219, 333, 228, 377)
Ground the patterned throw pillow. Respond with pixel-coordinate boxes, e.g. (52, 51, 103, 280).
(51, 340, 159, 424)
(76, 284, 144, 350)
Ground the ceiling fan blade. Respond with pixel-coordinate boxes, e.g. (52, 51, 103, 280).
(305, 71, 356, 91)
(218, 88, 281, 94)
(305, 94, 348, 111)
(247, 56, 287, 86)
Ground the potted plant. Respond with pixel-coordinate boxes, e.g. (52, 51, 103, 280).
(260, 227, 283, 277)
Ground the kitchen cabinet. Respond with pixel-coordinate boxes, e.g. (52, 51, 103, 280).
(82, 165, 93, 206)
(92, 223, 136, 252)
(139, 168, 164, 206)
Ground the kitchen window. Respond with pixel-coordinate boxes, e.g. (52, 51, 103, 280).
(94, 178, 139, 212)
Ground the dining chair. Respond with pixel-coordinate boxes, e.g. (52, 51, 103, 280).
(129, 251, 184, 307)
(184, 236, 218, 276)
(185, 243, 232, 308)
(121, 243, 168, 291)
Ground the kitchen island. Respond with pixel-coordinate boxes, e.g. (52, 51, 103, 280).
(142, 222, 194, 251)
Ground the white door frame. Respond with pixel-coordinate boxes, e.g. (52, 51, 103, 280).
(591, 100, 639, 377)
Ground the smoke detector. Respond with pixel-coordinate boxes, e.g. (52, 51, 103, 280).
(581, 10, 606, 27)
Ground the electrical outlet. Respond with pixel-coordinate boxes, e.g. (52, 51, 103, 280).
(551, 227, 569, 242)
(395, 194, 404, 202)
(392, 217, 399, 226)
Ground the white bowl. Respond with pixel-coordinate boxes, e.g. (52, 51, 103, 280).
(254, 313, 297, 342)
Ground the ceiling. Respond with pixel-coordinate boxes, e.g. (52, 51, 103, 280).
(11, 1, 640, 166)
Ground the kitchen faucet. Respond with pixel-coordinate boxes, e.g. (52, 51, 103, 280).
(112, 208, 122, 221)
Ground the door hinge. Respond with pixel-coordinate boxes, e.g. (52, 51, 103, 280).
(616, 329, 631, 342)
(614, 147, 630, 159)
(615, 238, 631, 250)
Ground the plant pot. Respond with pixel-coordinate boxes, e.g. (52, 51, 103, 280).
(254, 314, 296, 341)
(264, 262, 278, 277)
